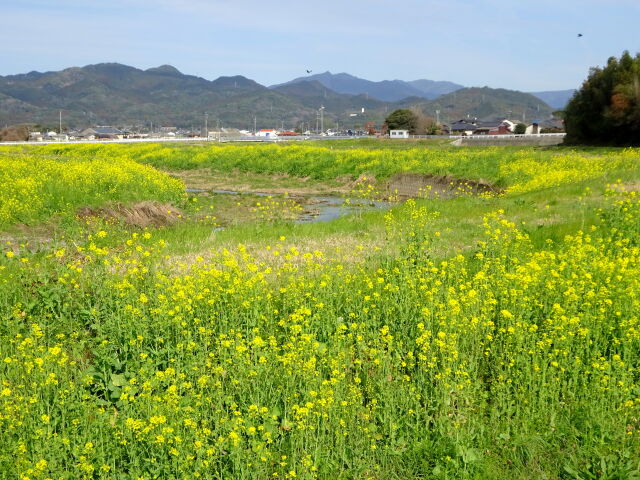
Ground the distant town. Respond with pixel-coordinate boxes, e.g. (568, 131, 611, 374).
(14, 115, 565, 145)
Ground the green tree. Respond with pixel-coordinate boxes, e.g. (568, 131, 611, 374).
(564, 50, 640, 145)
(514, 123, 527, 134)
(385, 109, 419, 134)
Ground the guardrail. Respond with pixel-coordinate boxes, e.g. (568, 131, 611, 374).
(459, 133, 566, 140)
(410, 133, 566, 139)
(0, 135, 363, 146)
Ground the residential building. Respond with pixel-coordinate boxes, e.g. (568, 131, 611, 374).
(389, 130, 410, 138)
(80, 127, 125, 139)
(256, 129, 278, 138)
(473, 119, 515, 135)
(450, 119, 477, 136)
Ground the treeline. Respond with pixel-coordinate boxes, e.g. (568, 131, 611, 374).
(564, 51, 640, 146)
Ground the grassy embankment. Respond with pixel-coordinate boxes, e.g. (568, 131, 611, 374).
(0, 141, 639, 479)
(10, 141, 635, 256)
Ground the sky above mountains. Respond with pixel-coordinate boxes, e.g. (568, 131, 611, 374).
(1, 0, 638, 91)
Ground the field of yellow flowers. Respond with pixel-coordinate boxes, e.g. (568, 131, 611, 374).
(0, 142, 639, 479)
(13, 142, 639, 193)
(0, 148, 183, 229)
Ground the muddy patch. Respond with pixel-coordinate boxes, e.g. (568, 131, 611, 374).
(77, 201, 183, 228)
(386, 173, 501, 199)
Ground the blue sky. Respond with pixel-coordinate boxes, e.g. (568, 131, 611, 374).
(1, 0, 638, 91)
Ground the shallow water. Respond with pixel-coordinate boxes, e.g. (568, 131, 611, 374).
(186, 189, 391, 224)
(296, 196, 391, 223)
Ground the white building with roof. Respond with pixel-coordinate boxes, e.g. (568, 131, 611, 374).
(389, 130, 410, 138)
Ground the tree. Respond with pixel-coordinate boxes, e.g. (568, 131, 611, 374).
(0, 125, 29, 142)
(385, 109, 419, 134)
(514, 123, 527, 134)
(564, 50, 640, 146)
(410, 108, 440, 135)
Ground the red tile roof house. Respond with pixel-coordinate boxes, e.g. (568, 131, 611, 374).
(255, 129, 278, 137)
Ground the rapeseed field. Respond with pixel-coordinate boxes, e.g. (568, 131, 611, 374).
(0, 143, 639, 479)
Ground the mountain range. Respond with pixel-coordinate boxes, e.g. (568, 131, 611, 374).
(273, 71, 574, 109)
(0, 63, 571, 131)
(271, 72, 464, 102)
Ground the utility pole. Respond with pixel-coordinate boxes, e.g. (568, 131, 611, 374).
(253, 116, 257, 134)
(204, 112, 208, 139)
(319, 105, 325, 134)
(59, 110, 62, 134)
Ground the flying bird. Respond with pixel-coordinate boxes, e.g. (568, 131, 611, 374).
(306, 69, 312, 74)
(577, 33, 583, 37)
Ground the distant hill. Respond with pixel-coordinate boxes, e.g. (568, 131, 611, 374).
(529, 89, 575, 109)
(0, 64, 558, 131)
(271, 71, 463, 102)
(0, 63, 313, 129)
(272, 80, 388, 113)
(407, 79, 465, 98)
(398, 87, 554, 123)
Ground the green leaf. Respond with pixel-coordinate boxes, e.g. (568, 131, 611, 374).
(110, 373, 127, 387)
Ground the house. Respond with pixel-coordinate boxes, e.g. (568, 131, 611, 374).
(256, 129, 278, 138)
(473, 118, 515, 135)
(450, 119, 478, 136)
(44, 131, 69, 141)
(389, 130, 410, 139)
(80, 127, 124, 139)
(525, 122, 541, 135)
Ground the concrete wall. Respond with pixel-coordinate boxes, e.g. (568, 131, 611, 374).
(453, 134, 565, 147)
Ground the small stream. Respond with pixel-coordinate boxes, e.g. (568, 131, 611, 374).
(186, 189, 392, 224)
(296, 196, 391, 224)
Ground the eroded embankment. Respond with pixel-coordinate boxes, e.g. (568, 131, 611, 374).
(385, 173, 502, 198)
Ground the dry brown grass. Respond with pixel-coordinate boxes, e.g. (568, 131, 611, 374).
(77, 201, 183, 228)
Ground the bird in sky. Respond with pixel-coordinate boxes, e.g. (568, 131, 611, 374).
(306, 69, 312, 74)
(577, 33, 583, 37)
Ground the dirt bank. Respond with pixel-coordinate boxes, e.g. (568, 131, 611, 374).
(385, 173, 501, 199)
